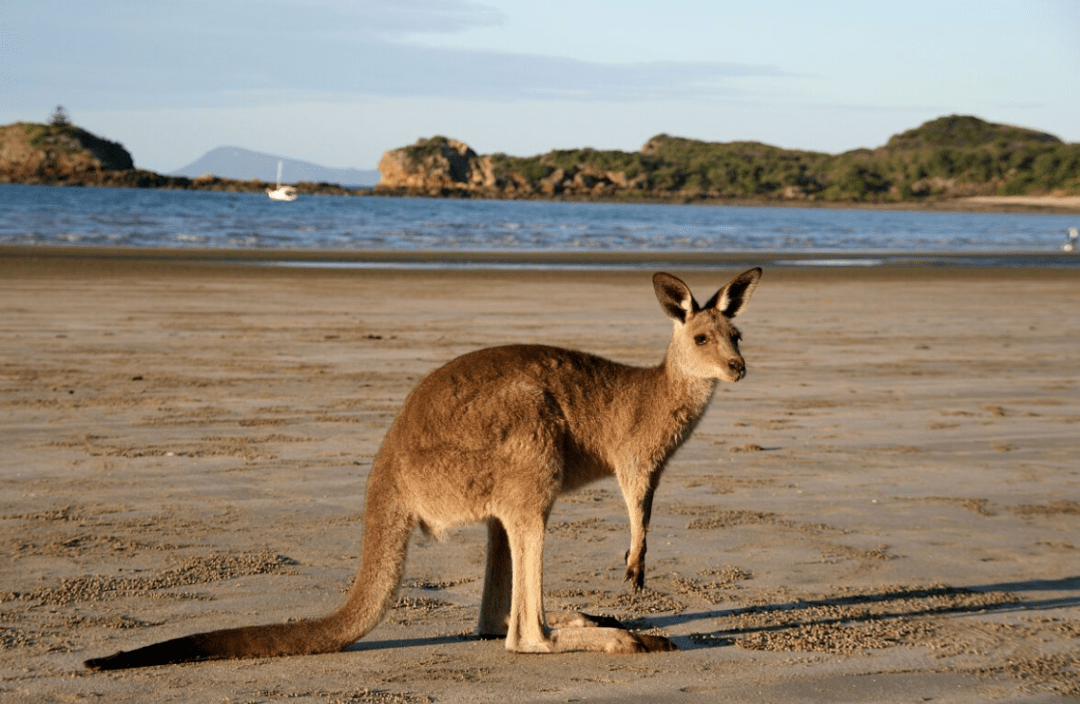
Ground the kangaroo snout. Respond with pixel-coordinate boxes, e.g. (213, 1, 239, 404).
(727, 358, 746, 380)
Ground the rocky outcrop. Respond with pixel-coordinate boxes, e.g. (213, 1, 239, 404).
(375, 136, 496, 195)
(0, 123, 135, 183)
(374, 136, 651, 199)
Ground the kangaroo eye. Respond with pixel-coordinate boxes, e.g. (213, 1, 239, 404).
(694, 334, 708, 346)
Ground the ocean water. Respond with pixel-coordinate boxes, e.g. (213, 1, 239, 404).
(1, 184, 1077, 265)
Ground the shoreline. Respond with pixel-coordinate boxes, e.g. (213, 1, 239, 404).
(2, 243, 1078, 272)
(5, 180, 1080, 214)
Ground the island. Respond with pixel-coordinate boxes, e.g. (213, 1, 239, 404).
(2, 115, 1078, 211)
(374, 116, 1079, 209)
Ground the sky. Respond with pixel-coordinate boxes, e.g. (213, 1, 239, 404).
(2, 0, 1078, 173)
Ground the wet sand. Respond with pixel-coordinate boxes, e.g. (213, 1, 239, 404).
(2, 248, 1078, 702)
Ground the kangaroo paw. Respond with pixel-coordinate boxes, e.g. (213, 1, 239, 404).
(631, 632, 678, 652)
(543, 625, 678, 654)
(547, 611, 624, 629)
(623, 550, 646, 591)
(597, 629, 678, 654)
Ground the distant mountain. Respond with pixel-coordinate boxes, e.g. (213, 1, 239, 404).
(170, 146, 380, 187)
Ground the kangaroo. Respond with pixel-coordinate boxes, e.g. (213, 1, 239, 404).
(84, 268, 762, 669)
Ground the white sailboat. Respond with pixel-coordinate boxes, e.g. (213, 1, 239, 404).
(266, 161, 298, 201)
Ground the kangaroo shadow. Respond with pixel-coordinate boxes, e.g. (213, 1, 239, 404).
(338, 577, 1079, 654)
(646, 576, 1080, 650)
(344, 632, 479, 653)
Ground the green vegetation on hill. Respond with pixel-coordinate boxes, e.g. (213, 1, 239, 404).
(4, 114, 1077, 205)
(378, 115, 1077, 203)
(480, 116, 1079, 202)
(2, 121, 135, 174)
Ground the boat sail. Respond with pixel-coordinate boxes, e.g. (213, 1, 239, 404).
(266, 161, 298, 201)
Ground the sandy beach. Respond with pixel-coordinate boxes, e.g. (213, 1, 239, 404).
(2, 248, 1078, 703)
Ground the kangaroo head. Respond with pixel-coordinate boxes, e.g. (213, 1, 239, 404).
(653, 268, 762, 382)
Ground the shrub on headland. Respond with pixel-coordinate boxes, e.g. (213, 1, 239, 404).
(375, 115, 1079, 203)
(2, 114, 1076, 203)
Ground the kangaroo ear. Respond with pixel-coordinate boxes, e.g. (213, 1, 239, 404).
(703, 268, 762, 318)
(653, 272, 699, 323)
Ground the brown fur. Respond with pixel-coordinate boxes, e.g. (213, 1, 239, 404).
(84, 269, 761, 668)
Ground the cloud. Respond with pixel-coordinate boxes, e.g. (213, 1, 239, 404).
(307, 0, 509, 36)
(26, 44, 788, 109)
(304, 43, 789, 102)
(4, 0, 788, 111)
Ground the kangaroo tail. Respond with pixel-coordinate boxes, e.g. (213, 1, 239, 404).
(85, 484, 415, 670)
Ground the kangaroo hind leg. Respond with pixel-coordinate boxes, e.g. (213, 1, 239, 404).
(478, 518, 512, 638)
(500, 512, 676, 654)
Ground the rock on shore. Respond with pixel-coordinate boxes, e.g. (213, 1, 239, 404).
(374, 135, 646, 199)
(0, 122, 135, 184)
(376, 136, 495, 193)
